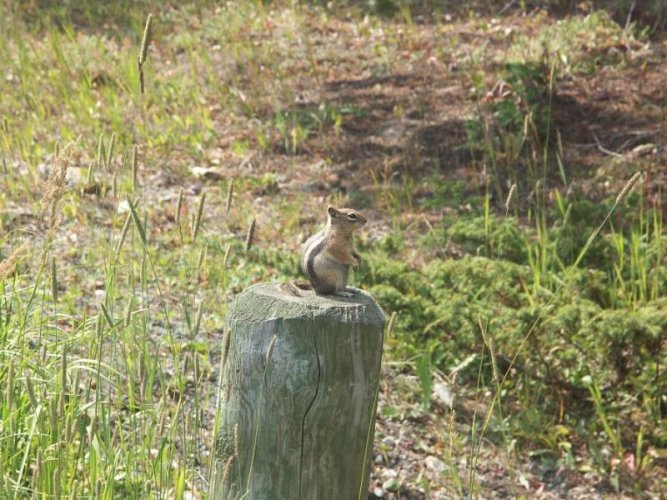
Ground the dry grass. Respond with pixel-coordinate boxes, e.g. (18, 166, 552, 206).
(40, 142, 76, 230)
(0, 241, 31, 279)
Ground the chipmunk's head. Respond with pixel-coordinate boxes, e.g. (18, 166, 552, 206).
(327, 205, 367, 233)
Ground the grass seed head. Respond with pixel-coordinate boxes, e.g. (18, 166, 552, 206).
(124, 297, 133, 327)
(97, 133, 105, 170)
(51, 256, 58, 302)
(86, 161, 94, 184)
(191, 192, 206, 243)
(100, 303, 115, 328)
(245, 218, 256, 253)
(127, 196, 147, 246)
(114, 213, 133, 262)
(197, 247, 206, 275)
(194, 302, 203, 335)
(615, 171, 642, 205)
(175, 188, 184, 225)
(60, 349, 67, 401)
(106, 132, 116, 169)
(138, 14, 153, 94)
(386, 311, 397, 337)
(138, 14, 153, 66)
(0, 242, 31, 279)
(505, 183, 517, 212)
(223, 245, 232, 268)
(41, 142, 76, 230)
(225, 178, 234, 214)
(24, 372, 38, 409)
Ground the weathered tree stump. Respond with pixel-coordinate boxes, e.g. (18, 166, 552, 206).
(209, 283, 385, 500)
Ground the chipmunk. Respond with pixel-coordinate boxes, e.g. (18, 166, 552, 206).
(300, 205, 367, 296)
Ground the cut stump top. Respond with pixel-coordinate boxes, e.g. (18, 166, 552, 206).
(228, 283, 385, 326)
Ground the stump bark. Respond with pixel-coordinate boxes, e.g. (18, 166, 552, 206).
(209, 283, 385, 500)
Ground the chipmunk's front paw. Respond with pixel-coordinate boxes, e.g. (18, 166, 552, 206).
(352, 252, 362, 271)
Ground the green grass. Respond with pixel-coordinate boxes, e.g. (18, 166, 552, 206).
(0, 1, 665, 498)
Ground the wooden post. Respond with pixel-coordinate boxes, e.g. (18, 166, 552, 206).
(209, 283, 385, 500)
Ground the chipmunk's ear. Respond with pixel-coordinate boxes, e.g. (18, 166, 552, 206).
(327, 205, 338, 218)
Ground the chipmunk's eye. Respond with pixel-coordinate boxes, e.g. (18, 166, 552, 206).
(348, 213, 357, 220)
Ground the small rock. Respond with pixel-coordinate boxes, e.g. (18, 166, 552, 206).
(325, 172, 341, 187)
(425, 455, 446, 473)
(117, 199, 130, 214)
(381, 436, 395, 448)
(373, 487, 385, 498)
(205, 147, 225, 165)
(191, 166, 225, 181)
(36, 162, 49, 178)
(382, 469, 397, 479)
(433, 382, 453, 408)
(66, 166, 86, 186)
(310, 159, 326, 170)
(150, 171, 177, 188)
